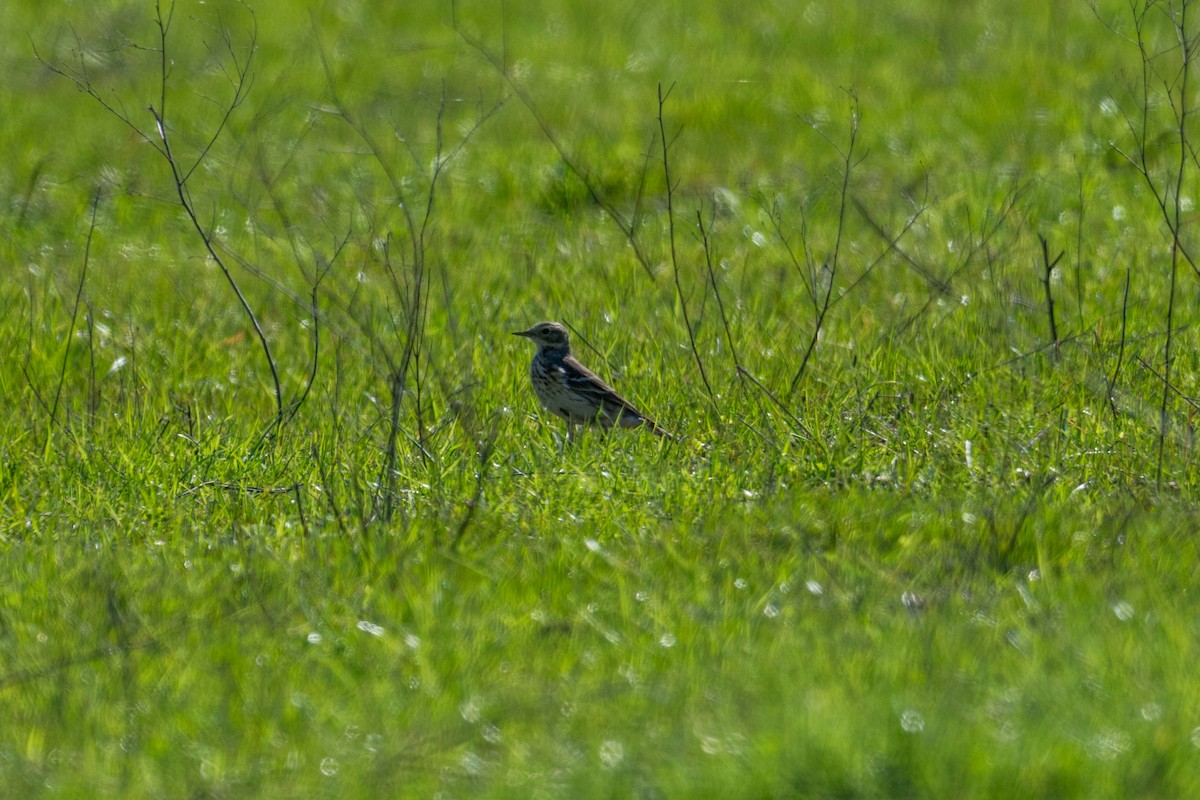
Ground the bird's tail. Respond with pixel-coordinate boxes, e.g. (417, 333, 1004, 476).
(614, 408, 674, 441)
(644, 418, 675, 442)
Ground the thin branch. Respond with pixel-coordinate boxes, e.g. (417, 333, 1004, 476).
(1073, 157, 1087, 329)
(697, 206, 744, 383)
(150, 98, 284, 424)
(452, 5, 658, 280)
(179, 5, 258, 185)
(1156, 0, 1189, 486)
(451, 431, 497, 552)
(1108, 264, 1132, 422)
(851, 186, 943, 296)
(658, 82, 714, 404)
(787, 94, 861, 399)
(735, 366, 814, 440)
(44, 188, 102, 453)
(1038, 234, 1064, 359)
(40, 1, 288, 430)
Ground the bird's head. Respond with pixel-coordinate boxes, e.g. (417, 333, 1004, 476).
(513, 321, 571, 352)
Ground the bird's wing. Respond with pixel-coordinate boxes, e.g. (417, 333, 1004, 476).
(551, 355, 673, 438)
(560, 355, 646, 419)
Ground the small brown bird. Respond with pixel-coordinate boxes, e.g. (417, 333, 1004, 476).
(513, 321, 672, 439)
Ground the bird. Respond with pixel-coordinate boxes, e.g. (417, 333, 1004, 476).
(513, 321, 672, 439)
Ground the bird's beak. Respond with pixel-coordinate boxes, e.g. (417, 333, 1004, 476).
(513, 329, 532, 338)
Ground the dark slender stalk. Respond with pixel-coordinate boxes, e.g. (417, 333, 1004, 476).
(44, 188, 101, 454)
(1107, 264, 1132, 423)
(85, 300, 98, 422)
(145, 3, 281, 427)
(735, 366, 814, 440)
(1038, 234, 1064, 360)
(697, 208, 743, 383)
(657, 83, 714, 404)
(787, 97, 860, 398)
(452, 5, 658, 281)
(1073, 158, 1087, 329)
(451, 432, 496, 552)
(1157, 0, 1191, 485)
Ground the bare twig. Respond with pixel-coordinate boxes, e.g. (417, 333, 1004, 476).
(1038, 234, 1064, 359)
(43, 189, 102, 453)
(851, 183, 941, 296)
(312, 26, 499, 519)
(39, 1, 290, 430)
(735, 366, 814, 440)
(657, 83, 714, 404)
(1107, 264, 1132, 422)
(279, 239, 344, 430)
(178, 480, 301, 497)
(452, 4, 658, 280)
(1156, 0, 1191, 484)
(1136, 354, 1200, 413)
(21, 286, 51, 421)
(1104, 0, 1197, 483)
(1073, 157, 1087, 329)
(696, 206, 744, 385)
(783, 93, 861, 399)
(451, 431, 497, 552)
(145, 3, 283, 427)
(891, 178, 1030, 339)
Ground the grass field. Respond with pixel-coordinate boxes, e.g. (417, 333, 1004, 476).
(4, 0, 1200, 796)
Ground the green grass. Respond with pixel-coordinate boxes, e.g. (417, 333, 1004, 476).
(4, 0, 1200, 796)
